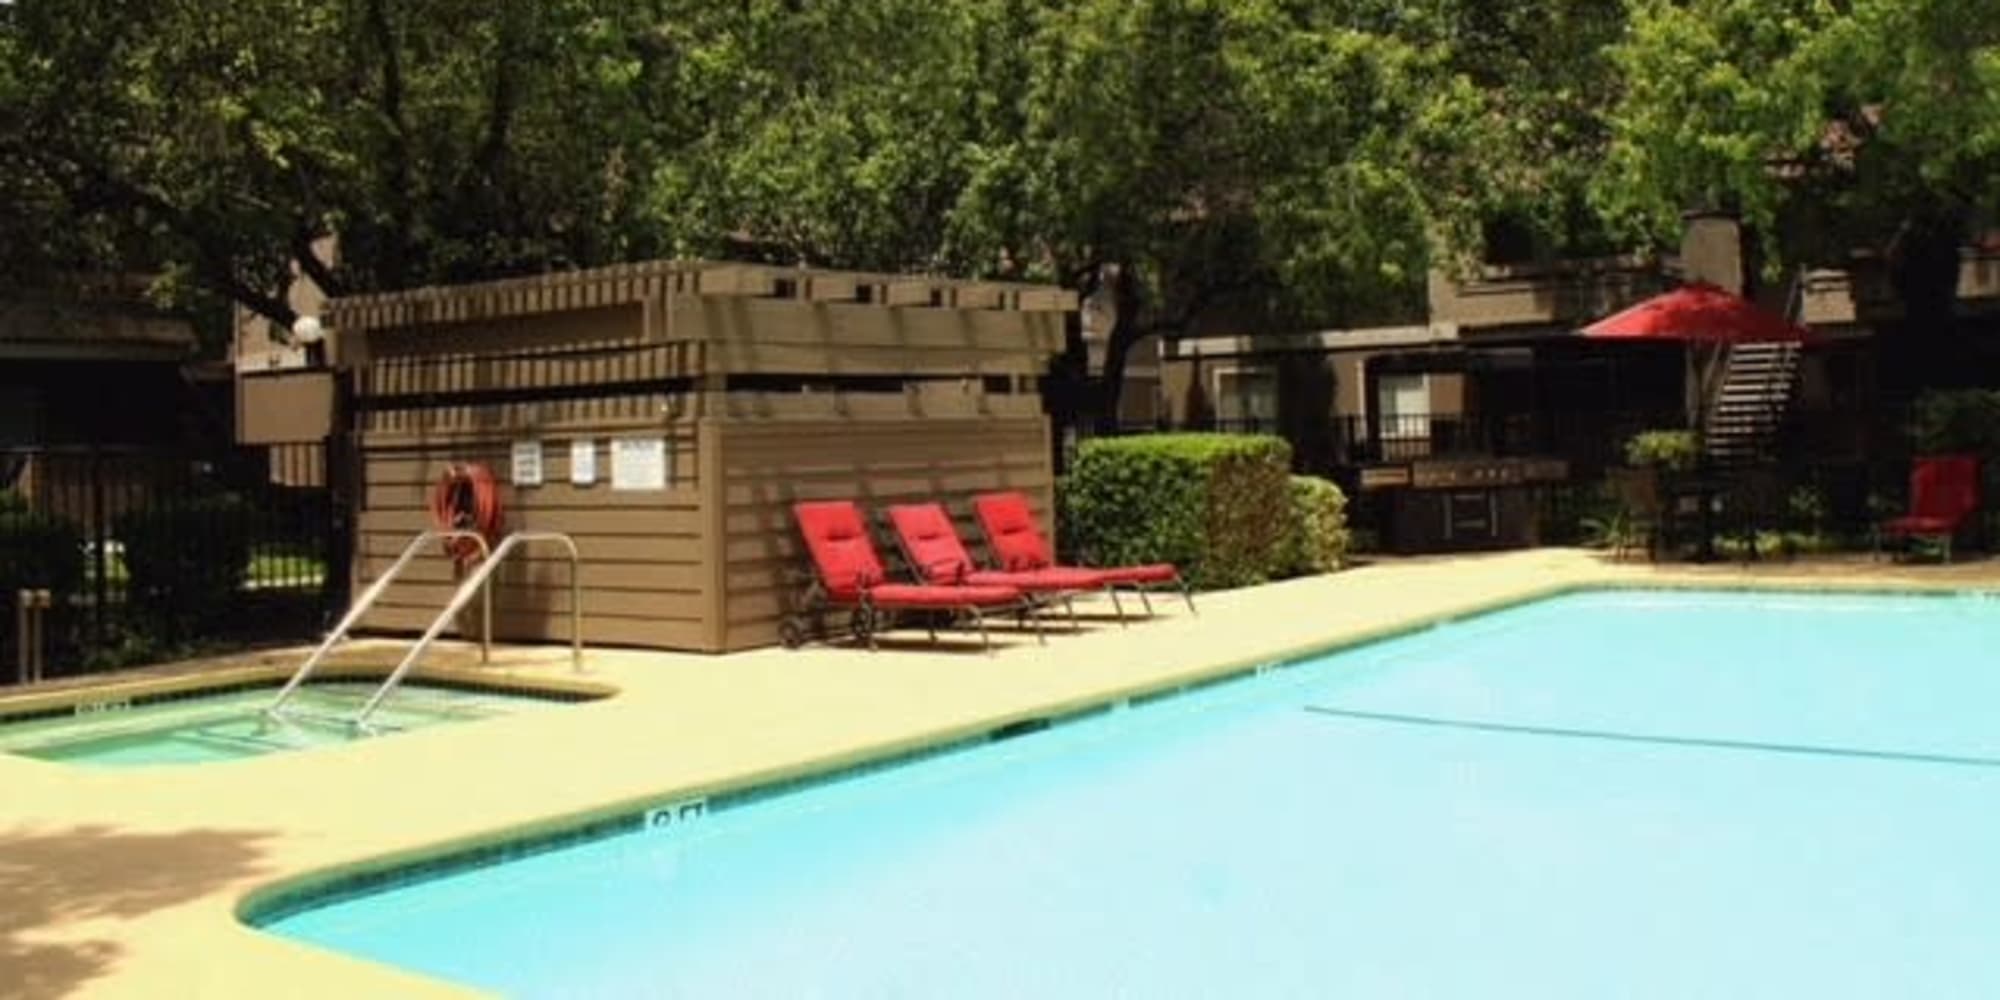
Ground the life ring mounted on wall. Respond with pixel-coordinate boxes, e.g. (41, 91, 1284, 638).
(429, 462, 505, 567)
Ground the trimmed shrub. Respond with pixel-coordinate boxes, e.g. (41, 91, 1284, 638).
(116, 494, 252, 634)
(1060, 433, 1292, 589)
(1908, 389, 2000, 456)
(1282, 475, 1350, 575)
(0, 501, 84, 601)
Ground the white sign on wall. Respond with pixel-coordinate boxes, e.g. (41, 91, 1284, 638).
(510, 439, 544, 487)
(612, 437, 669, 491)
(570, 439, 597, 486)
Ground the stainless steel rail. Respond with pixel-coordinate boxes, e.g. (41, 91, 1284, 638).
(350, 531, 582, 730)
(267, 529, 493, 719)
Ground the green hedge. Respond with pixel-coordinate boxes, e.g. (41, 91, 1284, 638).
(1060, 433, 1293, 589)
(1282, 475, 1350, 575)
(1908, 389, 2000, 456)
(0, 500, 84, 602)
(116, 494, 252, 634)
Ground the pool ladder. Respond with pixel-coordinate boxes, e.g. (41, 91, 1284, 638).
(267, 530, 583, 731)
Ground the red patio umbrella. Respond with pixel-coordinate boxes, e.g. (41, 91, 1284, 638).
(1581, 282, 1815, 429)
(1580, 282, 1813, 344)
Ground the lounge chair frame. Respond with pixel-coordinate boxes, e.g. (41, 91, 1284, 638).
(780, 577, 1028, 652)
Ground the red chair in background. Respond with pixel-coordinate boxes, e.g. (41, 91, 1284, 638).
(1879, 454, 1980, 562)
(787, 500, 1039, 651)
(971, 491, 1195, 615)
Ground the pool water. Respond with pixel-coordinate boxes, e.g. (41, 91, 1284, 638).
(0, 682, 562, 766)
(262, 590, 2000, 997)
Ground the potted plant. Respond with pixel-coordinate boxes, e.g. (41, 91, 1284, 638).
(1623, 429, 1700, 475)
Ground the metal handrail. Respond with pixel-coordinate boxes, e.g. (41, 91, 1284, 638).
(268, 529, 493, 719)
(350, 531, 582, 730)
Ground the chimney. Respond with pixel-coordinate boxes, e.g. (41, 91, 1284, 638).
(1679, 212, 1744, 293)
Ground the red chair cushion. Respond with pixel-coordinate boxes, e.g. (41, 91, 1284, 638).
(974, 491, 1183, 585)
(867, 582, 1022, 608)
(1909, 454, 1980, 521)
(1091, 563, 1180, 586)
(965, 567, 1113, 591)
(793, 500, 889, 599)
(1881, 515, 1963, 536)
(973, 492, 1054, 571)
(1880, 454, 1981, 539)
(886, 503, 978, 584)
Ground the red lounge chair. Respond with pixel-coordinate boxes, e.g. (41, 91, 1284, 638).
(788, 500, 1038, 651)
(884, 503, 1124, 628)
(1879, 454, 1980, 562)
(971, 491, 1195, 615)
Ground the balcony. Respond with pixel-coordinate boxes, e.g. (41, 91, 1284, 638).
(1427, 257, 1671, 333)
(1800, 247, 2000, 327)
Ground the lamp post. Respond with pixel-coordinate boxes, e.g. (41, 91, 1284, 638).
(291, 314, 327, 368)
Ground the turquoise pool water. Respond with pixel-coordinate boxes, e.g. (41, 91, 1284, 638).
(262, 590, 2000, 997)
(0, 682, 564, 766)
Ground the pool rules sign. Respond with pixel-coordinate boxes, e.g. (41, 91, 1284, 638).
(613, 437, 669, 491)
(510, 440, 544, 487)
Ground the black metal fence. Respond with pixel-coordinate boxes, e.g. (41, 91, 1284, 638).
(1, 441, 348, 683)
(1061, 407, 1918, 555)
(1069, 409, 1687, 477)
(1326, 410, 1691, 474)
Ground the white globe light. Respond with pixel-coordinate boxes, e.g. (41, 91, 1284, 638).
(291, 314, 325, 345)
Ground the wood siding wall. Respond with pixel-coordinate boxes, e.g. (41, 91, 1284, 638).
(354, 396, 709, 650)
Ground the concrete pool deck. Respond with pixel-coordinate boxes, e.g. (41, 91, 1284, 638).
(8, 548, 2000, 999)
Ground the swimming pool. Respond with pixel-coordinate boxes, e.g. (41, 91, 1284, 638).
(258, 589, 2000, 997)
(0, 681, 577, 766)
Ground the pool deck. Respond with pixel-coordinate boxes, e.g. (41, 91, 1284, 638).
(8, 548, 2000, 999)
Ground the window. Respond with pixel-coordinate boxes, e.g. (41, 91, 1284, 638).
(0, 386, 40, 448)
(1375, 374, 1429, 431)
(1374, 374, 1431, 457)
(1212, 367, 1277, 429)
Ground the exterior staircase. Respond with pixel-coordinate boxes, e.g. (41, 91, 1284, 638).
(1701, 341, 1802, 468)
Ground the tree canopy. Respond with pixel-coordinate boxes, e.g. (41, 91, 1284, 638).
(3, 0, 1997, 402)
(0, 0, 696, 319)
(1598, 0, 2000, 389)
(1600, 0, 2000, 290)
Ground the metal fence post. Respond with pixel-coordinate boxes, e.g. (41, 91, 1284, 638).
(323, 370, 358, 626)
(15, 589, 49, 684)
(88, 444, 108, 647)
(31, 589, 48, 682)
(15, 589, 29, 685)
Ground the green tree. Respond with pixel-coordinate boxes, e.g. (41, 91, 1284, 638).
(1597, 0, 2000, 393)
(615, 1, 1483, 428)
(998, 0, 1483, 426)
(0, 0, 697, 326)
(640, 0, 1002, 273)
(1413, 0, 1632, 264)
(0, 0, 1526, 410)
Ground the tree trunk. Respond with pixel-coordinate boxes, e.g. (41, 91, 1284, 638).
(1093, 265, 1146, 434)
(1039, 269, 1099, 472)
(1881, 210, 1967, 401)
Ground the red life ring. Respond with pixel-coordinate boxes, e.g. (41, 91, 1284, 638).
(429, 462, 505, 566)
